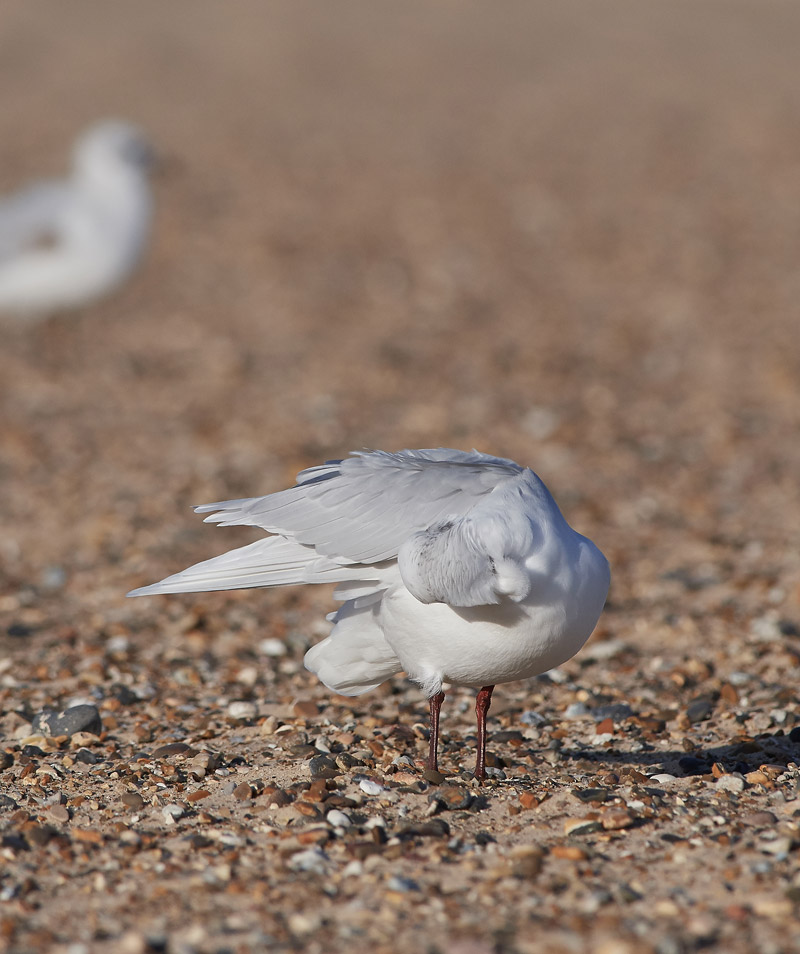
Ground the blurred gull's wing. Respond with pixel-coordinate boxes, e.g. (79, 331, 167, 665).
(0, 183, 70, 260)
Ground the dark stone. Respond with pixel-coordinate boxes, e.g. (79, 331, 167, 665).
(592, 703, 634, 721)
(475, 830, 496, 846)
(0, 751, 13, 770)
(428, 786, 473, 812)
(398, 819, 450, 839)
(685, 697, 714, 724)
(0, 794, 19, 811)
(152, 742, 195, 759)
(21, 745, 45, 758)
(492, 730, 524, 743)
(75, 748, 101, 765)
(32, 704, 102, 737)
(788, 726, 800, 744)
(7, 622, 33, 638)
(573, 787, 611, 803)
(111, 684, 139, 705)
(308, 755, 340, 779)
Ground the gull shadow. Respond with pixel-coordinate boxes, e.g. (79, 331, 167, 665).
(557, 730, 800, 777)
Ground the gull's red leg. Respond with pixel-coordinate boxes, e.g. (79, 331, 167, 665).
(427, 691, 445, 772)
(474, 685, 495, 780)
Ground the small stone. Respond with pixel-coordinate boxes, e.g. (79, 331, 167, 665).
(48, 805, 70, 824)
(551, 844, 587, 860)
(259, 637, 287, 656)
(745, 770, 769, 786)
(593, 703, 634, 721)
(151, 742, 193, 759)
(233, 781, 254, 801)
(741, 811, 778, 827)
(715, 774, 745, 794)
(564, 817, 603, 836)
(757, 835, 792, 857)
(0, 752, 13, 771)
(287, 847, 330, 875)
(72, 828, 103, 845)
(508, 845, 544, 878)
(398, 819, 450, 839)
(601, 808, 635, 830)
(422, 768, 446, 784)
(296, 827, 330, 846)
(32, 705, 102, 738)
(121, 792, 145, 811)
(326, 809, 352, 829)
(595, 717, 614, 735)
(162, 804, 185, 824)
(359, 779, 384, 796)
(428, 786, 472, 811)
(649, 774, 678, 785)
(686, 697, 714, 724)
(308, 756, 340, 779)
(226, 701, 257, 721)
(293, 700, 319, 719)
(573, 787, 611, 803)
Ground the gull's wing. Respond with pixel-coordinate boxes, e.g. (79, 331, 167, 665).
(0, 182, 70, 260)
(195, 449, 524, 564)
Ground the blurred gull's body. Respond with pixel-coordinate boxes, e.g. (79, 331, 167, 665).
(0, 120, 153, 317)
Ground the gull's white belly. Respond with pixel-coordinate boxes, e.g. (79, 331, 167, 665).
(378, 583, 598, 694)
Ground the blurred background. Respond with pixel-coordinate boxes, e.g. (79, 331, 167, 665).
(1, 2, 800, 951)
(1, 1, 798, 621)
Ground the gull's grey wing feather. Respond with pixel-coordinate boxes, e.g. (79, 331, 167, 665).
(195, 448, 524, 564)
(127, 535, 382, 597)
(0, 182, 70, 259)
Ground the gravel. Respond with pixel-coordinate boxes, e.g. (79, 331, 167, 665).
(1, 4, 800, 954)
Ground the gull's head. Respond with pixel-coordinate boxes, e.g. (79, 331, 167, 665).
(73, 120, 155, 180)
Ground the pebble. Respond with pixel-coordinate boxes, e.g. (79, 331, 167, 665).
(398, 819, 450, 839)
(309, 755, 340, 779)
(121, 792, 145, 811)
(686, 697, 714, 724)
(601, 808, 635, 830)
(151, 742, 194, 759)
(427, 786, 472, 812)
(326, 809, 352, 829)
(359, 779, 384, 796)
(573, 787, 611, 803)
(564, 817, 603, 836)
(715, 774, 745, 794)
(287, 847, 330, 875)
(32, 704, 102, 738)
(649, 774, 678, 785)
(422, 768, 446, 784)
(0, 751, 14, 770)
(48, 805, 70, 824)
(162, 804, 185, 824)
(259, 637, 287, 656)
(226, 701, 258, 721)
(741, 811, 778, 827)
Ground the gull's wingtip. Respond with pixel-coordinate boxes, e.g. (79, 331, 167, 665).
(126, 583, 158, 598)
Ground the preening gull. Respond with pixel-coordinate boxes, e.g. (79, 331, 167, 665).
(0, 120, 153, 317)
(128, 448, 610, 779)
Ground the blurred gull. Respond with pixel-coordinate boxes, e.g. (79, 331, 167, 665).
(0, 120, 153, 317)
(129, 448, 610, 779)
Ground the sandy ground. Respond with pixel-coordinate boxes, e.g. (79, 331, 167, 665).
(2, 2, 800, 952)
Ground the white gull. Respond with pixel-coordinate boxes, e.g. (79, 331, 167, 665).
(0, 120, 153, 318)
(128, 448, 610, 779)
